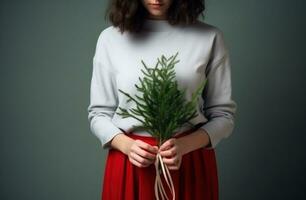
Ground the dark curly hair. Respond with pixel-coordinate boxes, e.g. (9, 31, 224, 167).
(104, 0, 206, 34)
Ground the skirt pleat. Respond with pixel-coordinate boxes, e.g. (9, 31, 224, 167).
(101, 131, 219, 200)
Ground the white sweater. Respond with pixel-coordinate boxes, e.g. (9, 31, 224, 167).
(87, 18, 237, 149)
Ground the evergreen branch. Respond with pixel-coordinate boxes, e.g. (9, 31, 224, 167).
(117, 51, 207, 146)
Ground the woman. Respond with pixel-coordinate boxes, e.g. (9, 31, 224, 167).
(87, 0, 237, 199)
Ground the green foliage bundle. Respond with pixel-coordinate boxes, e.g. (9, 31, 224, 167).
(116, 52, 207, 146)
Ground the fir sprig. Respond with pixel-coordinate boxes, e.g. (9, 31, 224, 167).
(116, 51, 207, 146)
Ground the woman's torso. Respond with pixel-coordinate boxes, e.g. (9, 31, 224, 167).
(96, 19, 224, 136)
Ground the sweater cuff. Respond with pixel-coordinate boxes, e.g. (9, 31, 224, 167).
(90, 118, 124, 149)
(199, 117, 234, 149)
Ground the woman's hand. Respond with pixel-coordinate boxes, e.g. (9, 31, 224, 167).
(111, 134, 159, 168)
(158, 129, 212, 170)
(159, 138, 186, 170)
(126, 139, 159, 168)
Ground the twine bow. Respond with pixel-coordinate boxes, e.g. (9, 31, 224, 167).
(154, 153, 175, 200)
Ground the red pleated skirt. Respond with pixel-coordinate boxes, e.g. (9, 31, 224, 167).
(101, 129, 219, 200)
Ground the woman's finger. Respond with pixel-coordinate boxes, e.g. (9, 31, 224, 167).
(159, 138, 176, 151)
(130, 151, 152, 166)
(129, 157, 146, 168)
(164, 158, 181, 170)
(135, 140, 158, 154)
(162, 156, 178, 165)
(167, 165, 180, 170)
(134, 145, 157, 160)
(159, 147, 177, 157)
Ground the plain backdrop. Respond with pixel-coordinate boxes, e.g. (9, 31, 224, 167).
(1, 0, 306, 199)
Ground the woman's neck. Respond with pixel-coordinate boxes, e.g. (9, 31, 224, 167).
(145, 13, 168, 20)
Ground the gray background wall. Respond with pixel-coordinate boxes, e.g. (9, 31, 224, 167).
(1, 0, 305, 199)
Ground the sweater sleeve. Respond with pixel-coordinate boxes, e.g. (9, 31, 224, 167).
(200, 29, 237, 149)
(87, 31, 123, 149)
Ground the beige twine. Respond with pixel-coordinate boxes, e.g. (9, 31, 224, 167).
(154, 153, 175, 200)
